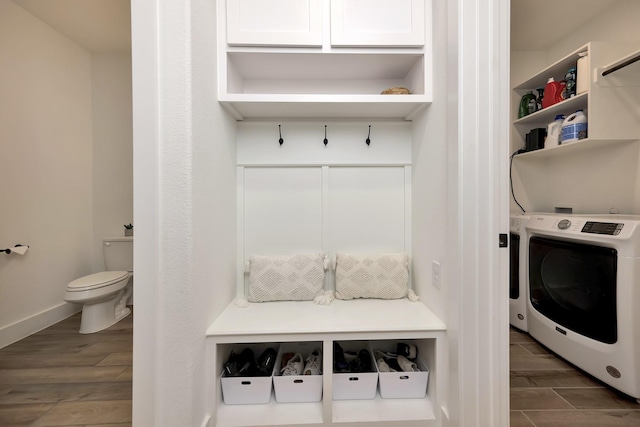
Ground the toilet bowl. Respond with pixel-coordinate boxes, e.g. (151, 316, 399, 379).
(65, 271, 132, 333)
(64, 236, 133, 334)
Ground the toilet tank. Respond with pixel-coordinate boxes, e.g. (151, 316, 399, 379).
(103, 237, 133, 271)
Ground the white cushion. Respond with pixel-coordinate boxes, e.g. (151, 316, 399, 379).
(335, 253, 409, 300)
(248, 254, 325, 302)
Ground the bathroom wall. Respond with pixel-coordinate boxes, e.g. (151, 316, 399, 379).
(0, 2, 134, 347)
(0, 1, 92, 346)
(510, 0, 640, 215)
(91, 53, 133, 271)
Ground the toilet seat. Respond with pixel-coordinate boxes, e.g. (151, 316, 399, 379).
(67, 271, 129, 292)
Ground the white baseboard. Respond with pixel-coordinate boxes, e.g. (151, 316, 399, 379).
(200, 415, 211, 427)
(441, 406, 450, 427)
(0, 302, 81, 349)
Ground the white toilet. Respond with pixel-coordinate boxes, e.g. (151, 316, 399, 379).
(64, 236, 133, 334)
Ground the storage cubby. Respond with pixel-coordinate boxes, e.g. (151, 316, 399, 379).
(273, 341, 324, 403)
(207, 299, 444, 427)
(512, 41, 640, 159)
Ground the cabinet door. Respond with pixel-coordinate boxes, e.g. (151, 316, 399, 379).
(226, 0, 323, 46)
(330, 0, 425, 47)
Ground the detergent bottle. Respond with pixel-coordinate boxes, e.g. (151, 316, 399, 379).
(561, 110, 588, 143)
(541, 78, 563, 109)
(518, 91, 537, 118)
(545, 114, 565, 148)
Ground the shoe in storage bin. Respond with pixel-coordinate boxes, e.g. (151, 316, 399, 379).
(332, 341, 378, 400)
(372, 340, 429, 399)
(220, 343, 279, 405)
(273, 341, 323, 403)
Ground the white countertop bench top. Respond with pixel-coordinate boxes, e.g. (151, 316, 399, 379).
(207, 298, 446, 337)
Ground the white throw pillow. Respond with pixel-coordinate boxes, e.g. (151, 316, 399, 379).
(335, 253, 409, 300)
(248, 253, 325, 302)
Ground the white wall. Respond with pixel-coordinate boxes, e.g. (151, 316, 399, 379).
(546, 0, 640, 64)
(511, 0, 640, 215)
(91, 53, 133, 271)
(0, 1, 92, 346)
(132, 0, 238, 424)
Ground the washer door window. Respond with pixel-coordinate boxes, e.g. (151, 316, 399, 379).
(529, 236, 617, 344)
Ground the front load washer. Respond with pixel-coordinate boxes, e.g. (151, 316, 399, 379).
(510, 213, 531, 331)
(526, 214, 640, 399)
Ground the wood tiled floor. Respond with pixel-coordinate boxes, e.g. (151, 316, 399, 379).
(510, 327, 640, 426)
(0, 311, 132, 427)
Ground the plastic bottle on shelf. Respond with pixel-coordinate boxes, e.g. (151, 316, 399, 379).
(518, 91, 537, 118)
(576, 52, 589, 94)
(559, 80, 568, 101)
(565, 67, 577, 98)
(541, 78, 563, 108)
(545, 114, 565, 148)
(561, 110, 588, 143)
(536, 87, 544, 111)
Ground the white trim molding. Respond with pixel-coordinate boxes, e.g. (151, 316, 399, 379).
(0, 302, 80, 349)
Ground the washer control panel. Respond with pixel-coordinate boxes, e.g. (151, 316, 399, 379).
(581, 221, 624, 235)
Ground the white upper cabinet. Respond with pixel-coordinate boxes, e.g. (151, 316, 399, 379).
(225, 0, 425, 48)
(226, 0, 323, 46)
(330, 0, 425, 47)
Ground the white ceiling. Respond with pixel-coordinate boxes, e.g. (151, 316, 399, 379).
(510, 0, 621, 50)
(10, 0, 620, 54)
(11, 0, 131, 53)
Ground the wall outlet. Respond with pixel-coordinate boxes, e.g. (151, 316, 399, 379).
(432, 260, 441, 289)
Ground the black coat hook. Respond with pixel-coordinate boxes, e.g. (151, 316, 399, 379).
(366, 125, 371, 146)
(278, 125, 284, 145)
(323, 125, 328, 146)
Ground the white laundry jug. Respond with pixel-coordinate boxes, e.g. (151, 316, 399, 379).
(561, 110, 588, 143)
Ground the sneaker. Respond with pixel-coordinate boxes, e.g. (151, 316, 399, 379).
(374, 351, 395, 372)
(397, 343, 418, 360)
(281, 353, 303, 376)
(236, 348, 257, 376)
(397, 355, 419, 372)
(303, 349, 322, 375)
(223, 350, 239, 377)
(333, 343, 349, 372)
(256, 348, 277, 376)
(280, 352, 294, 369)
(224, 348, 256, 377)
(349, 349, 372, 373)
(386, 356, 402, 372)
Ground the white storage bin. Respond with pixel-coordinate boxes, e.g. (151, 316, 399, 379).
(332, 341, 378, 400)
(273, 342, 323, 403)
(220, 343, 279, 405)
(372, 340, 429, 399)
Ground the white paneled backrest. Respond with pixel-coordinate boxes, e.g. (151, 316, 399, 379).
(237, 121, 412, 297)
(226, 0, 323, 46)
(328, 167, 406, 252)
(243, 167, 323, 255)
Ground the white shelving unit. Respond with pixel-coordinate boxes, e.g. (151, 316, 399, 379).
(217, 0, 433, 120)
(207, 299, 445, 427)
(512, 41, 640, 160)
(208, 3, 445, 426)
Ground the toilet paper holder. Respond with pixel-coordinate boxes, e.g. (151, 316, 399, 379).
(1, 244, 28, 255)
